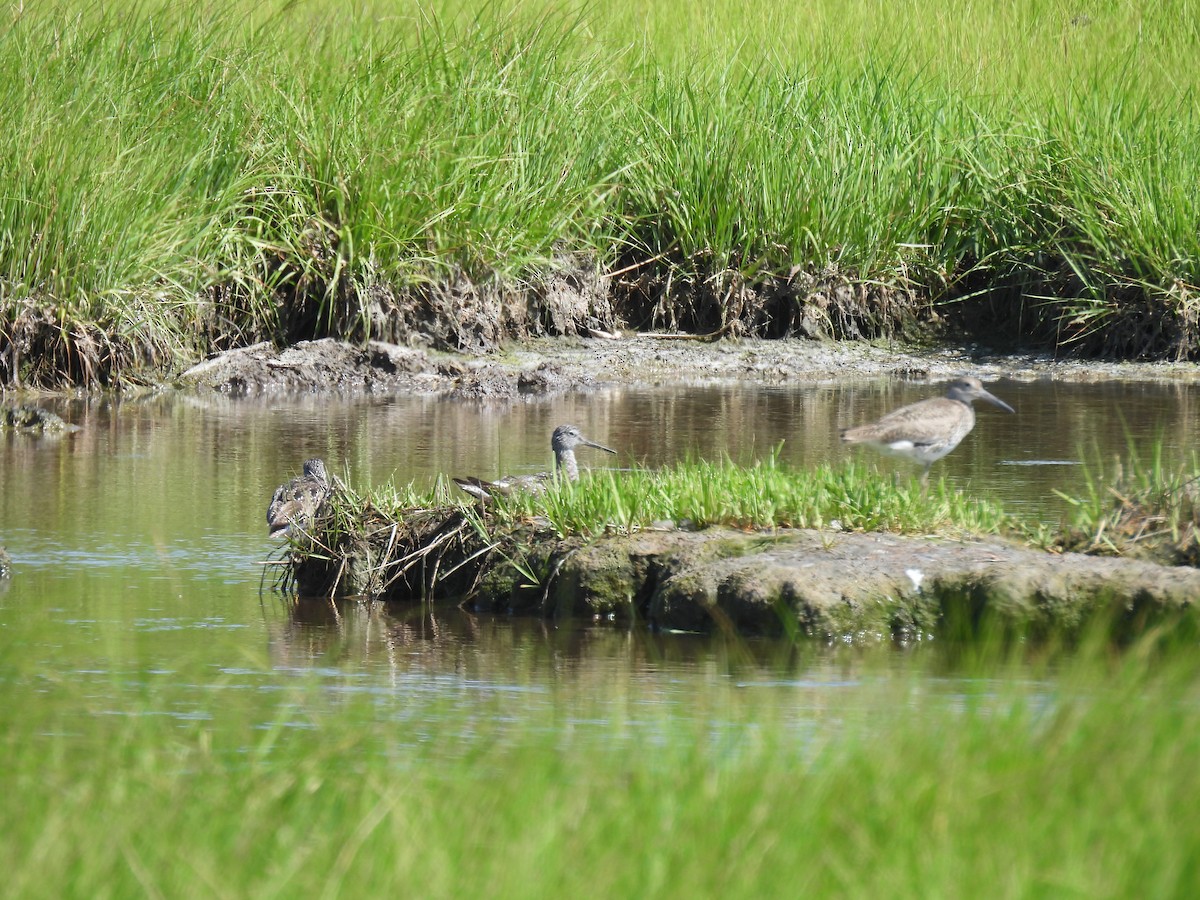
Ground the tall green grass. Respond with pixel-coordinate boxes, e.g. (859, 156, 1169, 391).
(3, 630, 1199, 896)
(3, 0, 1199, 384)
(493, 454, 1013, 537)
(361, 454, 1014, 541)
(354, 438, 1200, 566)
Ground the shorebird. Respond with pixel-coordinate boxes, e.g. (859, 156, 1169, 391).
(267, 458, 331, 538)
(840, 377, 1014, 482)
(454, 424, 616, 501)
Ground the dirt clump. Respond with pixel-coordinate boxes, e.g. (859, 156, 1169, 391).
(1, 403, 79, 432)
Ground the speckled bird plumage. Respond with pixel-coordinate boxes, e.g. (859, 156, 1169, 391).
(267, 458, 330, 538)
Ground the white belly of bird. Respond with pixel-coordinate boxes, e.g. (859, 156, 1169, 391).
(875, 437, 958, 465)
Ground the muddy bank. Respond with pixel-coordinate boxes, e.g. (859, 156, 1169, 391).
(178, 335, 1200, 399)
(10, 252, 1200, 393)
(176, 338, 603, 398)
(535, 528, 1200, 638)
(286, 511, 1200, 640)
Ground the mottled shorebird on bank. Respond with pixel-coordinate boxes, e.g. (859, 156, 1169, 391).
(267, 458, 331, 538)
(454, 424, 616, 501)
(840, 377, 1014, 482)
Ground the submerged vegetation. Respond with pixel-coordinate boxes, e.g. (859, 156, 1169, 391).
(2, 0, 1200, 386)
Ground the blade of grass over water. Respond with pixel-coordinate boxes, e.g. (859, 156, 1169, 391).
(3, 0, 1200, 385)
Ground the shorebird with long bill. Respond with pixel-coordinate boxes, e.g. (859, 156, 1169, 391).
(840, 377, 1014, 482)
(454, 424, 616, 501)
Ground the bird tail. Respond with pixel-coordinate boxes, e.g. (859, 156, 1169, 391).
(453, 477, 495, 502)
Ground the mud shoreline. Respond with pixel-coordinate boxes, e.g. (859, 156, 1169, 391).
(175, 335, 1200, 400)
(286, 510, 1200, 640)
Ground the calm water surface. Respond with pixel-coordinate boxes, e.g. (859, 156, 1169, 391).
(2, 377, 1197, 744)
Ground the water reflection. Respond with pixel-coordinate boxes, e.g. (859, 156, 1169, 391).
(261, 599, 896, 736)
(267, 601, 835, 684)
(4, 379, 1199, 539)
(0, 375, 1196, 736)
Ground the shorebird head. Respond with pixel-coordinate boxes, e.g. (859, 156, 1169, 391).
(301, 458, 329, 482)
(945, 377, 1015, 413)
(551, 424, 616, 456)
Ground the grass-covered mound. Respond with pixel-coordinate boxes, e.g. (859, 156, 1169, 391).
(3, 1, 1200, 386)
(277, 453, 1200, 636)
(280, 456, 1013, 600)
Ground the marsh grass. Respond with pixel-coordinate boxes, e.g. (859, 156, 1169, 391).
(493, 453, 1013, 538)
(1056, 438, 1200, 564)
(290, 435, 1200, 607)
(275, 456, 1017, 605)
(3, 626, 1200, 897)
(340, 453, 1013, 548)
(3, 0, 1200, 385)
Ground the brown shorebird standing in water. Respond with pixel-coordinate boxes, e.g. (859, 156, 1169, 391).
(454, 424, 616, 501)
(267, 458, 331, 538)
(840, 377, 1014, 483)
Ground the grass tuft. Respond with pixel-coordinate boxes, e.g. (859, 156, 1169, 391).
(487, 453, 1012, 538)
(1055, 439, 1200, 564)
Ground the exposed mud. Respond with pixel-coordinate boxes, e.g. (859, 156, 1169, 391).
(177, 335, 1200, 399)
(287, 515, 1200, 640)
(8, 247, 1200, 392)
(176, 338, 604, 399)
(540, 528, 1200, 638)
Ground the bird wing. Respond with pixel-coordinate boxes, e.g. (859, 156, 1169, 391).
(266, 484, 287, 525)
(843, 398, 968, 447)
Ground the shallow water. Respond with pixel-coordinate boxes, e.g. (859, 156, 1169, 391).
(2, 377, 1197, 742)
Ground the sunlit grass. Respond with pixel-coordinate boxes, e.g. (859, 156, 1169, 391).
(3, 0, 1200, 385)
(364, 454, 1014, 540)
(2, 627, 1199, 896)
(357, 440, 1200, 573)
(508, 455, 1013, 538)
(1056, 439, 1200, 563)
